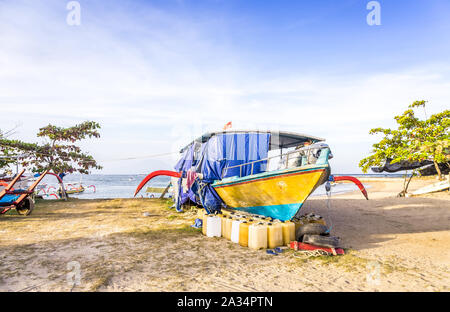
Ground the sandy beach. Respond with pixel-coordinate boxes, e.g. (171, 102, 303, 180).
(0, 178, 448, 292)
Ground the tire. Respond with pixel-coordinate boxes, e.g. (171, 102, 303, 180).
(302, 234, 340, 248)
(16, 198, 34, 216)
(296, 223, 328, 241)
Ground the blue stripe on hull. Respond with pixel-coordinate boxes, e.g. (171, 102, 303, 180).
(231, 203, 303, 221)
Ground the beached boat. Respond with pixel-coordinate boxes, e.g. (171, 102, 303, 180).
(65, 183, 85, 195)
(410, 180, 449, 196)
(135, 130, 367, 221)
(211, 153, 331, 220)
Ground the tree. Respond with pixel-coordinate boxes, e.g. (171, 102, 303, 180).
(0, 121, 103, 175)
(405, 101, 450, 179)
(0, 126, 21, 171)
(0, 130, 9, 170)
(360, 101, 449, 194)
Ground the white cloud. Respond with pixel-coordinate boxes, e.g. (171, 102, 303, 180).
(1, 1, 449, 174)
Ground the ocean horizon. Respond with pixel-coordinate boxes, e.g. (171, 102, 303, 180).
(33, 173, 407, 200)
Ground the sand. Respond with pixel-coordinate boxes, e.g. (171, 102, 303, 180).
(0, 178, 448, 292)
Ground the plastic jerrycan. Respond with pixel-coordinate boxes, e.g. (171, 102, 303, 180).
(281, 221, 296, 245)
(267, 223, 283, 249)
(231, 219, 242, 243)
(224, 216, 233, 240)
(222, 216, 228, 239)
(238, 221, 249, 247)
(206, 214, 222, 237)
(238, 220, 253, 247)
(248, 222, 268, 250)
(221, 214, 227, 237)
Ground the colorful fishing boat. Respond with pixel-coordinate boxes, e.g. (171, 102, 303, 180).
(65, 183, 85, 195)
(135, 130, 367, 221)
(212, 162, 330, 221)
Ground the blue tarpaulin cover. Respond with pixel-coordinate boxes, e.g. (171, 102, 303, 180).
(197, 132, 270, 181)
(174, 142, 200, 207)
(174, 132, 271, 212)
(174, 143, 195, 172)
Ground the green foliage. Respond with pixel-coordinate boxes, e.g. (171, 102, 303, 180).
(0, 121, 102, 174)
(0, 128, 19, 171)
(360, 101, 450, 178)
(0, 129, 8, 169)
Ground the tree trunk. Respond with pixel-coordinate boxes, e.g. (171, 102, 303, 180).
(433, 160, 442, 180)
(398, 170, 409, 197)
(404, 170, 415, 194)
(60, 183, 68, 201)
(56, 172, 68, 201)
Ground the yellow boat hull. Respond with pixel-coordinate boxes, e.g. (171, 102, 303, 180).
(212, 164, 329, 221)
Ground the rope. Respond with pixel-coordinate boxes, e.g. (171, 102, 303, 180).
(2, 145, 179, 183)
(0, 143, 177, 164)
(292, 249, 332, 258)
(324, 181, 333, 234)
(100, 151, 177, 162)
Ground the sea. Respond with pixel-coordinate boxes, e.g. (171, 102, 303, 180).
(37, 173, 406, 200)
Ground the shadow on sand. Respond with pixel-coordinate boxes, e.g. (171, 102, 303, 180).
(301, 195, 450, 250)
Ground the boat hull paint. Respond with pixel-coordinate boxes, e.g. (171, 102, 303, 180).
(232, 203, 303, 221)
(212, 165, 329, 221)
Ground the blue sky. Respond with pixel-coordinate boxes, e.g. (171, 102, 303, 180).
(1, 0, 449, 174)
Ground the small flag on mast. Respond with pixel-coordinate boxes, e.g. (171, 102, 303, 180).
(223, 121, 232, 130)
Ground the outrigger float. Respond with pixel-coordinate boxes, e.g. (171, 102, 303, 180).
(135, 130, 368, 221)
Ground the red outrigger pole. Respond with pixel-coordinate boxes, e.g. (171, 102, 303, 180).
(134, 170, 181, 197)
(331, 175, 369, 200)
(134, 172, 369, 200)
